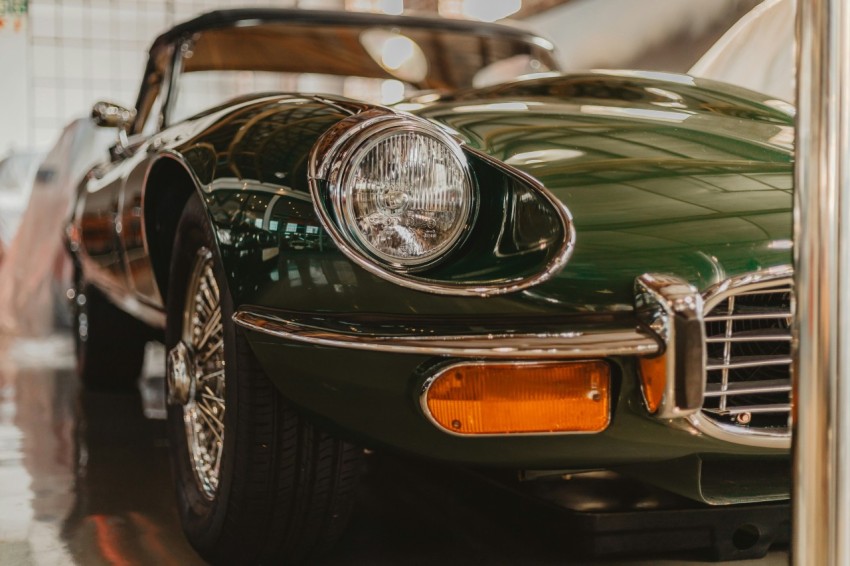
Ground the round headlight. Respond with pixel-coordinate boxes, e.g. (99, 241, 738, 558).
(333, 126, 474, 269)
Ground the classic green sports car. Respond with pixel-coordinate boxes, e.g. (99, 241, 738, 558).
(67, 8, 794, 564)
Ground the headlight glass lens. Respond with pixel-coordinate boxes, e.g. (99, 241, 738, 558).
(338, 129, 473, 267)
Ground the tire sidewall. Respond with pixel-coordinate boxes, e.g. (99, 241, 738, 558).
(165, 195, 239, 551)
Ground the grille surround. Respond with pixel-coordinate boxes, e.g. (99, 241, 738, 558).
(686, 266, 793, 448)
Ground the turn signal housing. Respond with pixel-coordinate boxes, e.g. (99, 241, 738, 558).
(638, 354, 667, 414)
(422, 361, 611, 435)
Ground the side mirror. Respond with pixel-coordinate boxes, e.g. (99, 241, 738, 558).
(92, 101, 136, 160)
(91, 101, 135, 130)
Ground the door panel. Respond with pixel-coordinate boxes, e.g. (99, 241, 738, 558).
(79, 162, 124, 289)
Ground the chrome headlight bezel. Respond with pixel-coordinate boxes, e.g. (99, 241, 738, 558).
(308, 107, 576, 297)
(312, 112, 477, 273)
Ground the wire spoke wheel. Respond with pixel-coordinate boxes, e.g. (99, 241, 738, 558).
(165, 196, 362, 563)
(182, 247, 226, 499)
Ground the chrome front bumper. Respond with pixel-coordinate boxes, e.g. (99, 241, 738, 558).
(234, 264, 794, 450)
(233, 309, 659, 359)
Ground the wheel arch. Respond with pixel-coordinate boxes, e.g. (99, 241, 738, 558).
(143, 152, 207, 304)
(143, 95, 366, 309)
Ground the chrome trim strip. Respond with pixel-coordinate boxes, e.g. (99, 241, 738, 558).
(687, 265, 793, 450)
(706, 356, 793, 371)
(634, 273, 706, 419)
(419, 360, 611, 437)
(704, 379, 791, 396)
(686, 410, 790, 449)
(232, 310, 659, 359)
(701, 265, 794, 312)
(307, 107, 576, 297)
(706, 334, 791, 343)
(704, 312, 790, 321)
(704, 404, 792, 416)
(79, 254, 167, 328)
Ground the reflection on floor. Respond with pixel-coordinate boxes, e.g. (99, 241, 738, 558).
(0, 336, 202, 566)
(0, 335, 788, 565)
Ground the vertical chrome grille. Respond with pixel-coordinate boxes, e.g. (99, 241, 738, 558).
(701, 279, 793, 434)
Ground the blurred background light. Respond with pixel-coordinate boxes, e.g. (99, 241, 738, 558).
(440, 0, 522, 21)
(361, 29, 428, 82)
(346, 0, 404, 14)
(381, 79, 406, 104)
(382, 36, 416, 69)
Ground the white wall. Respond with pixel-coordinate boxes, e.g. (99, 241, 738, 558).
(1, 0, 328, 154)
(0, 19, 31, 154)
(526, 0, 757, 72)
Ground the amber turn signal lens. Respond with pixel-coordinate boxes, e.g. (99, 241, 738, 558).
(423, 361, 611, 435)
(638, 354, 667, 414)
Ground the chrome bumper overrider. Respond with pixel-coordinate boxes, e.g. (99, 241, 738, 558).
(232, 310, 659, 359)
(634, 273, 706, 419)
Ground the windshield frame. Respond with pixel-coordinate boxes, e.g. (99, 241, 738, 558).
(133, 9, 558, 132)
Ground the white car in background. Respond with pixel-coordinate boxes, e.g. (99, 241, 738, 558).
(0, 151, 41, 254)
(0, 119, 112, 336)
(691, 0, 795, 104)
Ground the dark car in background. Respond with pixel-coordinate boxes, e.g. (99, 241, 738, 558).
(67, 8, 794, 564)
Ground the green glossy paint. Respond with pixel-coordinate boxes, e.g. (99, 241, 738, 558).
(179, 74, 793, 475)
(178, 73, 793, 323)
(76, 71, 796, 502)
(415, 72, 794, 312)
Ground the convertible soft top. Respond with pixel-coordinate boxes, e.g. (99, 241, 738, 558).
(149, 8, 551, 53)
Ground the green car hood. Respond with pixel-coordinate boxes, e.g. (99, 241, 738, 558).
(411, 71, 794, 311)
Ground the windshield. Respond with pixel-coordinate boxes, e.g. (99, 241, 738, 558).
(168, 21, 557, 124)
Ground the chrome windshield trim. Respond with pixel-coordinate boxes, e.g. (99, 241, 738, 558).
(232, 309, 659, 359)
(687, 264, 793, 450)
(307, 107, 576, 297)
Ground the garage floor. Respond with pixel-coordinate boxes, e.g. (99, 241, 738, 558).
(0, 336, 788, 565)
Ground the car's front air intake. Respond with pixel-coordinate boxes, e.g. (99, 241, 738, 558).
(701, 275, 793, 436)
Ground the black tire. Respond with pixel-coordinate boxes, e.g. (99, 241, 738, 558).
(165, 194, 363, 565)
(72, 267, 150, 391)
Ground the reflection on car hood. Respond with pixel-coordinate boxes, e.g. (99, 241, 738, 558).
(414, 71, 794, 310)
